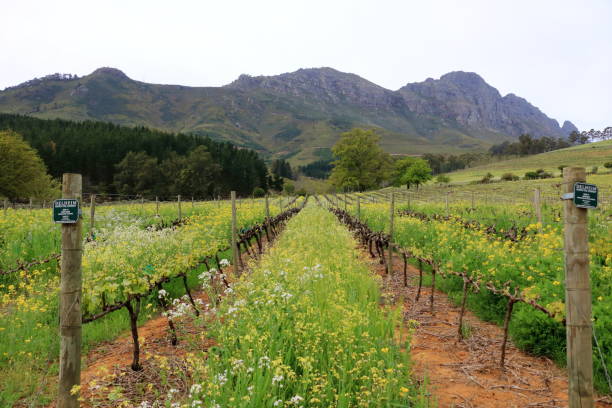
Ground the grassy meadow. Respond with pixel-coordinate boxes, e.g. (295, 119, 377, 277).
(441, 140, 612, 183)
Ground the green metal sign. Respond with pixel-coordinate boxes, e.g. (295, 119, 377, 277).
(53, 199, 80, 223)
(573, 182, 598, 209)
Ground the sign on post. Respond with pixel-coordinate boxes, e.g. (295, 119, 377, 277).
(573, 183, 598, 209)
(53, 199, 80, 223)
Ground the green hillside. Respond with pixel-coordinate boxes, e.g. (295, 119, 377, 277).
(445, 140, 612, 183)
(0, 68, 523, 166)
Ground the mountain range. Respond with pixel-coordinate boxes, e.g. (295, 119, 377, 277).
(0, 67, 577, 165)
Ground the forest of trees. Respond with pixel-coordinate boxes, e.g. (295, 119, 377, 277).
(299, 159, 333, 179)
(0, 114, 270, 198)
(270, 159, 294, 180)
(489, 134, 571, 157)
(421, 152, 486, 175)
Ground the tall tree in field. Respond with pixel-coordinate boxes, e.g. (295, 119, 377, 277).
(397, 158, 432, 189)
(114, 151, 162, 196)
(175, 145, 222, 197)
(0, 130, 59, 200)
(329, 128, 392, 191)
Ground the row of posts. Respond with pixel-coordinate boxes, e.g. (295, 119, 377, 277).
(335, 168, 594, 407)
(9, 168, 595, 407)
(56, 175, 293, 407)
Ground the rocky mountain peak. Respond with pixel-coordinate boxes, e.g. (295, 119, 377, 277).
(561, 120, 578, 136)
(225, 67, 401, 109)
(90, 67, 130, 80)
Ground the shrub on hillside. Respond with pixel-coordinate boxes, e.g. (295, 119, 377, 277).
(479, 172, 494, 183)
(524, 169, 553, 180)
(436, 174, 451, 184)
(500, 173, 519, 181)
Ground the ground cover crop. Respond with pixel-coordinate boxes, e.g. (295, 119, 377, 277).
(0, 198, 284, 406)
(182, 205, 428, 407)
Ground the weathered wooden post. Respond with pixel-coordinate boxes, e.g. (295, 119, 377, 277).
(445, 192, 449, 217)
(357, 196, 361, 221)
(177, 195, 182, 221)
(3, 199, 7, 216)
(231, 191, 239, 273)
(344, 193, 347, 211)
(89, 194, 96, 239)
(562, 167, 594, 408)
(140, 196, 144, 214)
(155, 196, 159, 217)
(534, 187, 543, 233)
(192, 196, 194, 210)
(58, 174, 83, 408)
(265, 195, 270, 218)
(387, 192, 395, 274)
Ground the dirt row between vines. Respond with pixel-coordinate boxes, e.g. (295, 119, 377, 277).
(365, 250, 611, 408)
(45, 250, 265, 407)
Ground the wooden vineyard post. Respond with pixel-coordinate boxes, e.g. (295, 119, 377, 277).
(29, 197, 33, 210)
(356, 196, 361, 221)
(89, 194, 96, 239)
(58, 173, 83, 408)
(445, 191, 449, 217)
(192, 196, 194, 210)
(344, 193, 347, 211)
(264, 195, 271, 242)
(457, 275, 470, 340)
(231, 191, 240, 273)
(3, 199, 7, 216)
(387, 193, 395, 274)
(177, 195, 182, 221)
(407, 192, 410, 209)
(534, 187, 543, 233)
(155, 196, 159, 217)
(563, 167, 594, 408)
(140, 196, 144, 214)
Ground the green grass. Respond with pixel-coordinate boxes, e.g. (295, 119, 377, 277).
(443, 140, 612, 183)
(184, 205, 429, 407)
(292, 175, 332, 194)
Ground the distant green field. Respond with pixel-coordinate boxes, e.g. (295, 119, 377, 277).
(292, 175, 332, 194)
(444, 140, 612, 183)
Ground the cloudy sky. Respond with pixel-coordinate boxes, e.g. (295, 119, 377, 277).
(2, 0, 610, 130)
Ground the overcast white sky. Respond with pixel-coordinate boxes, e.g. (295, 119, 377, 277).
(1, 0, 610, 130)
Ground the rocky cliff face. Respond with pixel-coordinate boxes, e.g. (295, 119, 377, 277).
(226, 67, 407, 111)
(229, 69, 576, 139)
(397, 71, 575, 138)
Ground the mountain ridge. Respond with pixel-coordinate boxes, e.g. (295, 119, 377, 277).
(0, 67, 576, 165)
